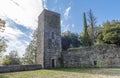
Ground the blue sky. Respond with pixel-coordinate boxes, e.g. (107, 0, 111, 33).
(47, 0, 120, 33)
(0, 0, 120, 56)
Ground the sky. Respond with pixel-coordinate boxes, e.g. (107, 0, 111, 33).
(0, 0, 120, 56)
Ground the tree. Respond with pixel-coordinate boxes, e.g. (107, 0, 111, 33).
(70, 33, 81, 47)
(0, 18, 6, 32)
(61, 31, 71, 51)
(2, 58, 11, 65)
(0, 37, 7, 54)
(87, 25, 103, 43)
(87, 9, 97, 45)
(23, 30, 37, 64)
(0, 19, 7, 56)
(96, 29, 104, 44)
(3, 50, 21, 65)
(96, 20, 120, 45)
(81, 12, 91, 46)
(61, 31, 81, 51)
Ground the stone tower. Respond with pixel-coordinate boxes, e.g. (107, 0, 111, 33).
(36, 9, 61, 68)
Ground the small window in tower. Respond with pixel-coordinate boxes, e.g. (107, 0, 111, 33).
(52, 32, 55, 39)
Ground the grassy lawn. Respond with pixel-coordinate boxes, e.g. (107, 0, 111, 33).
(0, 68, 120, 78)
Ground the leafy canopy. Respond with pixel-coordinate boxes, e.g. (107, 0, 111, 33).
(97, 20, 120, 45)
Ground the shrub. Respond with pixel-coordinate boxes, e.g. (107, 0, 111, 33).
(2, 58, 11, 65)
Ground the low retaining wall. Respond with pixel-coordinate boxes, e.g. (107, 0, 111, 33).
(0, 64, 42, 73)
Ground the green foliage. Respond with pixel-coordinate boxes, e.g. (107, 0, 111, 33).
(68, 46, 86, 51)
(23, 42, 36, 64)
(81, 13, 91, 46)
(23, 30, 37, 64)
(3, 50, 21, 65)
(0, 18, 6, 32)
(87, 26, 103, 44)
(97, 59, 107, 67)
(2, 58, 11, 65)
(96, 31, 104, 44)
(0, 37, 7, 53)
(61, 31, 81, 51)
(96, 20, 120, 45)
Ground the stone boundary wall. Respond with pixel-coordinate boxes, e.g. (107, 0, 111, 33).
(62, 45, 120, 68)
(0, 64, 42, 73)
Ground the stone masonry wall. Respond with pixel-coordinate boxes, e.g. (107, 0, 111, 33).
(0, 64, 42, 73)
(62, 45, 120, 67)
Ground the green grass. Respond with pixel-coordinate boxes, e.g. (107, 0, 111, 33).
(0, 68, 120, 78)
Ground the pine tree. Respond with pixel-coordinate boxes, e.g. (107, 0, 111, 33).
(82, 12, 91, 46)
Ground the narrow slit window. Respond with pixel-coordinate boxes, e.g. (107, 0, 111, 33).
(52, 32, 55, 39)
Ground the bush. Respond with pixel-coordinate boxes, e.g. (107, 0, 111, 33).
(96, 20, 120, 45)
(2, 58, 11, 65)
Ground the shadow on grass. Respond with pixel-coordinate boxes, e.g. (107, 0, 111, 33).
(50, 67, 120, 76)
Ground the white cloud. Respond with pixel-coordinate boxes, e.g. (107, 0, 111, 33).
(29, 32, 34, 40)
(72, 24, 75, 28)
(42, 0, 48, 9)
(1, 24, 24, 39)
(63, 24, 70, 32)
(64, 6, 71, 20)
(61, 20, 70, 32)
(0, 0, 43, 30)
(61, 20, 63, 26)
(1, 24, 28, 57)
(0, 0, 45, 57)
(5, 38, 27, 57)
